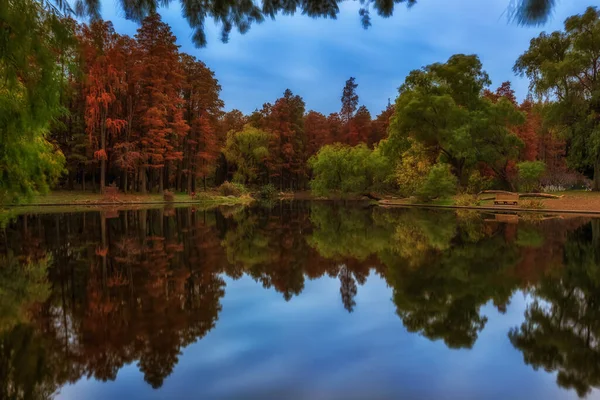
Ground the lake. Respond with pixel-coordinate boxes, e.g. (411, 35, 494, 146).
(1, 202, 599, 399)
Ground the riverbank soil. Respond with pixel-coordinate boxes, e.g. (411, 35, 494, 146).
(529, 191, 600, 211)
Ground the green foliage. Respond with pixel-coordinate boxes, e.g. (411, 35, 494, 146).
(388, 54, 524, 186)
(395, 140, 433, 197)
(308, 205, 396, 261)
(454, 194, 480, 207)
(415, 164, 458, 202)
(0, 0, 72, 203)
(0, 253, 51, 333)
(466, 170, 493, 194)
(520, 199, 545, 209)
(509, 222, 600, 397)
(65, 0, 557, 47)
(309, 143, 392, 196)
(258, 183, 277, 199)
(517, 161, 546, 192)
(224, 124, 270, 185)
(0, 0, 74, 202)
(218, 181, 247, 197)
(515, 6, 600, 189)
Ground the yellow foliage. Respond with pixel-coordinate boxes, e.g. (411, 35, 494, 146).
(395, 140, 433, 197)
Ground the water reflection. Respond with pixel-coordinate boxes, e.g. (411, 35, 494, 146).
(0, 203, 599, 398)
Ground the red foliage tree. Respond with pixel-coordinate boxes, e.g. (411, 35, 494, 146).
(327, 113, 343, 144)
(80, 21, 127, 193)
(304, 111, 330, 158)
(370, 102, 394, 147)
(180, 54, 224, 191)
(264, 89, 306, 190)
(135, 13, 189, 193)
(347, 105, 371, 146)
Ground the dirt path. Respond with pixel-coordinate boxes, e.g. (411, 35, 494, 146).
(526, 192, 600, 211)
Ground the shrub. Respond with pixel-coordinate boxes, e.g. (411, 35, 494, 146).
(415, 164, 458, 202)
(455, 194, 480, 207)
(520, 199, 545, 209)
(163, 190, 175, 202)
(540, 170, 589, 190)
(218, 181, 247, 197)
(517, 161, 546, 192)
(466, 171, 493, 194)
(259, 183, 277, 199)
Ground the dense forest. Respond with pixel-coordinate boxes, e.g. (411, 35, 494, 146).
(2, 2, 600, 202)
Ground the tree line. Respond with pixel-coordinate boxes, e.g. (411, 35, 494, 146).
(2, 3, 600, 201)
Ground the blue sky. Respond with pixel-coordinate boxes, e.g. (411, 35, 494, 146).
(101, 0, 592, 116)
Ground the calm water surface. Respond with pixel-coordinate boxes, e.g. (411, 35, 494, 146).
(2, 203, 600, 399)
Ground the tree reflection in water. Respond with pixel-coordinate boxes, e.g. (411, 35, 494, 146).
(0, 203, 598, 397)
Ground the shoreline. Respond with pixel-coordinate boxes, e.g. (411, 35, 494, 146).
(378, 201, 600, 216)
(3, 190, 600, 217)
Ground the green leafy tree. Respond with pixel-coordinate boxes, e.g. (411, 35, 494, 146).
(0, 0, 71, 202)
(517, 160, 546, 192)
(415, 164, 458, 202)
(224, 124, 270, 184)
(309, 143, 391, 196)
(514, 6, 600, 190)
(389, 54, 523, 186)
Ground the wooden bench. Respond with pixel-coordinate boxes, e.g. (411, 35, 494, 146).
(494, 192, 519, 206)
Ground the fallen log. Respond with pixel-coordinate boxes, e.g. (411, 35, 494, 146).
(478, 190, 563, 199)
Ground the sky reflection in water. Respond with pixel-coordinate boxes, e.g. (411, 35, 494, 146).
(1, 203, 599, 400)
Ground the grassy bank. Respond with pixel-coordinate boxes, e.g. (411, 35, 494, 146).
(0, 191, 254, 222)
(2, 190, 254, 207)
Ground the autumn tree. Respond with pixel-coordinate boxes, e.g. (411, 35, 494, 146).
(80, 21, 127, 193)
(263, 89, 307, 190)
(369, 102, 394, 147)
(327, 113, 343, 144)
(347, 105, 371, 146)
(180, 54, 224, 191)
(135, 13, 189, 193)
(112, 35, 142, 192)
(304, 111, 330, 158)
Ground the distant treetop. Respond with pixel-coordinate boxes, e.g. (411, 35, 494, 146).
(51, 0, 557, 47)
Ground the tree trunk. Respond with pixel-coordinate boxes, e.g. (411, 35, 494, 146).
(140, 166, 147, 194)
(92, 170, 96, 193)
(82, 167, 86, 192)
(100, 110, 106, 194)
(176, 166, 183, 192)
(187, 173, 192, 194)
(123, 171, 128, 194)
(159, 167, 164, 193)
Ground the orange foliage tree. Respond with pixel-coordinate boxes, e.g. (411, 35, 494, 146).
(80, 21, 127, 193)
(135, 13, 189, 193)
